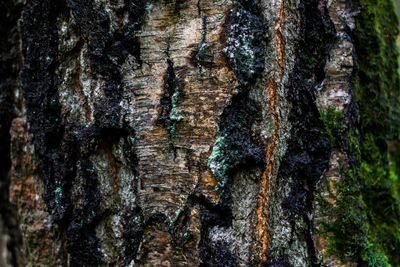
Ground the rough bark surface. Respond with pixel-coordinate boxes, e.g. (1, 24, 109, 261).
(0, 0, 399, 266)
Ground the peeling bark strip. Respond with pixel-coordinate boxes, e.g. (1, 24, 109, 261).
(257, 0, 285, 262)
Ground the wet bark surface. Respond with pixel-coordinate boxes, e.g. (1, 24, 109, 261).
(0, 0, 399, 266)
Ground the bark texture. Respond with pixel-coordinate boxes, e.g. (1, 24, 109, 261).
(0, 0, 399, 266)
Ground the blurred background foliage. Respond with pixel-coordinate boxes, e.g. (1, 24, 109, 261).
(352, 0, 400, 265)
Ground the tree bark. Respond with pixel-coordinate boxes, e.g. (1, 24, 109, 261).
(0, 0, 399, 266)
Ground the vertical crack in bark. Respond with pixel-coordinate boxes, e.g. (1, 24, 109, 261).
(256, 0, 285, 263)
(256, 80, 278, 263)
(268, 0, 335, 263)
(275, 1, 286, 79)
(71, 39, 92, 122)
(76, 70, 92, 123)
(158, 46, 183, 162)
(159, 56, 183, 142)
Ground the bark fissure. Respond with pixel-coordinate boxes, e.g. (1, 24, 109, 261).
(256, 0, 285, 263)
(265, 0, 335, 264)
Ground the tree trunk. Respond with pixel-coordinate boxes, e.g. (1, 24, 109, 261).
(1, 0, 399, 266)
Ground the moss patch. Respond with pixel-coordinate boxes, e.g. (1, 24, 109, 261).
(319, 107, 346, 148)
(318, 113, 399, 266)
(315, 0, 400, 264)
(353, 0, 400, 264)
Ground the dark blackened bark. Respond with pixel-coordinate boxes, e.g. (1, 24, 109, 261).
(0, 0, 23, 266)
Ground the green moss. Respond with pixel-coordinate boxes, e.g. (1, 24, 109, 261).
(316, 140, 392, 265)
(301, 55, 318, 77)
(318, 112, 398, 265)
(355, 0, 400, 140)
(317, 121, 398, 255)
(317, 166, 367, 262)
(358, 134, 400, 266)
(319, 107, 346, 148)
(317, 0, 400, 264)
(389, 152, 400, 203)
(354, 0, 400, 264)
